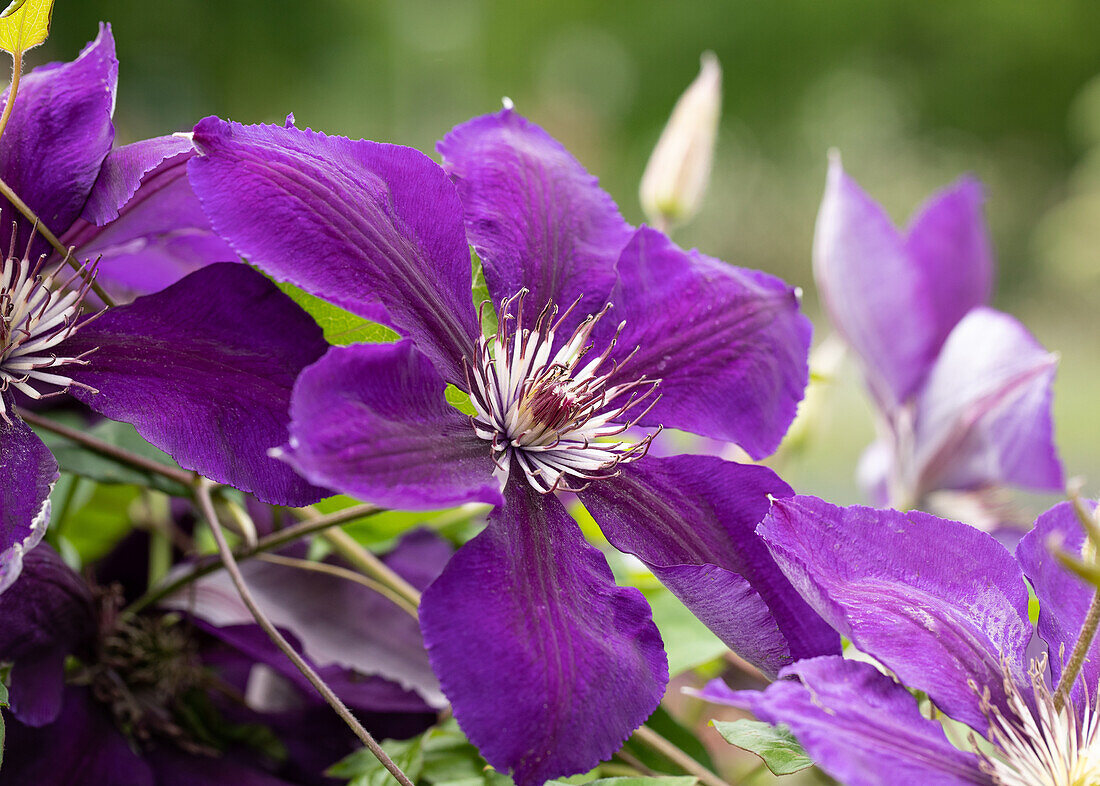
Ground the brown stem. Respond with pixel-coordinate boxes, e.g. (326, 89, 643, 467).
(194, 479, 415, 786)
(632, 724, 730, 786)
(17, 407, 195, 487)
(0, 51, 22, 142)
(0, 174, 117, 307)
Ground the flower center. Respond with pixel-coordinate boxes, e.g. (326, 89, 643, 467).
(465, 290, 661, 494)
(0, 238, 98, 422)
(974, 655, 1100, 786)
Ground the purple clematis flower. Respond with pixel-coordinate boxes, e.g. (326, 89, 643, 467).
(813, 156, 1063, 523)
(1, 25, 322, 593)
(186, 108, 840, 784)
(700, 494, 1100, 786)
(0, 532, 442, 786)
(0, 24, 235, 301)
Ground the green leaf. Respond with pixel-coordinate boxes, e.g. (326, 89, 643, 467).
(61, 484, 140, 563)
(471, 249, 497, 337)
(275, 281, 399, 346)
(33, 417, 189, 496)
(547, 779, 697, 786)
(711, 719, 813, 775)
(328, 736, 425, 786)
(644, 588, 727, 676)
(0, 0, 53, 54)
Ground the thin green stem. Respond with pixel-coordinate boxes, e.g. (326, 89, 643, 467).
(194, 479, 414, 786)
(631, 725, 730, 786)
(257, 553, 419, 619)
(0, 174, 117, 308)
(322, 526, 422, 613)
(17, 407, 196, 487)
(0, 51, 22, 142)
(124, 502, 383, 615)
(1054, 498, 1100, 712)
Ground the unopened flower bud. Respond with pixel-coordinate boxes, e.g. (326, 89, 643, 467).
(640, 51, 722, 231)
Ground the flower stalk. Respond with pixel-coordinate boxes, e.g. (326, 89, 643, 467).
(194, 477, 416, 786)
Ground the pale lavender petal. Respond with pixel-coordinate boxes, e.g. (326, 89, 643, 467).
(814, 160, 990, 407)
(1016, 500, 1100, 710)
(0, 687, 154, 786)
(903, 177, 993, 346)
(911, 307, 1063, 496)
(61, 263, 329, 506)
(62, 135, 237, 298)
(0, 544, 94, 726)
(597, 227, 810, 457)
(168, 528, 449, 707)
(189, 117, 479, 383)
(0, 407, 56, 595)
(710, 657, 990, 786)
(438, 109, 633, 338)
(760, 495, 1033, 731)
(282, 340, 502, 511)
(419, 481, 667, 786)
(580, 455, 839, 676)
(0, 25, 117, 260)
(80, 135, 195, 224)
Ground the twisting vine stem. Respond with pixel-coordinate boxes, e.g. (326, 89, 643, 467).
(194, 478, 415, 786)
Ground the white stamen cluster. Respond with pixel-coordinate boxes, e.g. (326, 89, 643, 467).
(0, 236, 98, 423)
(465, 290, 661, 494)
(973, 655, 1100, 786)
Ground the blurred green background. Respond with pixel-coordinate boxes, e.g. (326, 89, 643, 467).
(42, 0, 1100, 523)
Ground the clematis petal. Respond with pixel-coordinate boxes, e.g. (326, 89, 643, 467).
(167, 528, 450, 707)
(419, 481, 668, 786)
(596, 228, 811, 457)
(759, 495, 1033, 731)
(62, 135, 237, 299)
(147, 750, 299, 786)
(0, 25, 117, 260)
(438, 109, 633, 339)
(703, 657, 990, 786)
(0, 543, 94, 726)
(0, 688, 155, 786)
(281, 339, 502, 511)
(189, 117, 479, 383)
(1016, 500, 1100, 711)
(813, 159, 990, 408)
(0, 406, 56, 595)
(911, 307, 1063, 497)
(580, 456, 839, 677)
(902, 177, 993, 344)
(60, 263, 329, 506)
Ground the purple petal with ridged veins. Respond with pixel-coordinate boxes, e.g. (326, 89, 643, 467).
(813, 159, 990, 408)
(438, 109, 633, 340)
(759, 495, 1032, 731)
(189, 116, 479, 384)
(0, 406, 56, 596)
(60, 263, 329, 506)
(62, 135, 237, 299)
(282, 339, 502, 511)
(419, 481, 667, 786)
(1016, 500, 1100, 713)
(581, 456, 839, 677)
(597, 227, 811, 457)
(911, 307, 1063, 496)
(706, 656, 990, 786)
(0, 25, 117, 260)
